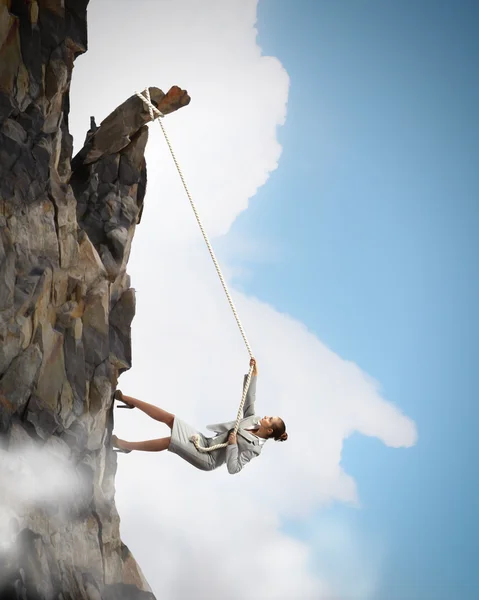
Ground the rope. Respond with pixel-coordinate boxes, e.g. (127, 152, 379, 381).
(136, 89, 255, 452)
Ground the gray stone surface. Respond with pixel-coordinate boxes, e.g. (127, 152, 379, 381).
(0, 2, 190, 598)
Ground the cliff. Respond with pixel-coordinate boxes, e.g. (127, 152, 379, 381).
(0, 1, 190, 598)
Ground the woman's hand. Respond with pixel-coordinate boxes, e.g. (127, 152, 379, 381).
(250, 357, 258, 376)
(228, 431, 237, 445)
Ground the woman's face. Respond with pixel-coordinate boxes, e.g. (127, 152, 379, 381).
(259, 416, 281, 432)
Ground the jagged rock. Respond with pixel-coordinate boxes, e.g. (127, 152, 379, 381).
(0, 2, 190, 598)
(0, 345, 43, 433)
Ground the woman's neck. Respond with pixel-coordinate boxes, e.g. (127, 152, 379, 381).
(252, 427, 269, 439)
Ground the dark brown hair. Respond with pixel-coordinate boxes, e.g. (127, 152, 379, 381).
(271, 418, 288, 442)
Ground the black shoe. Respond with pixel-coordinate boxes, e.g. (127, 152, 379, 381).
(114, 390, 134, 409)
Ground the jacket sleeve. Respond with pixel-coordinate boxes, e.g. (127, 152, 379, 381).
(242, 373, 257, 418)
(226, 444, 258, 475)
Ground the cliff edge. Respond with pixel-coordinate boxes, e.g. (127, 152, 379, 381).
(0, 1, 189, 598)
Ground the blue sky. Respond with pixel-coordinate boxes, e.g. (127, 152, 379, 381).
(225, 2, 479, 599)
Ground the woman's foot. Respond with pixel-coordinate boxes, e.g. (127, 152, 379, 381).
(112, 434, 132, 453)
(114, 390, 134, 409)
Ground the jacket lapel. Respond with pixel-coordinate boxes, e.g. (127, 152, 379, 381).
(206, 415, 261, 446)
(238, 429, 260, 445)
(238, 415, 261, 445)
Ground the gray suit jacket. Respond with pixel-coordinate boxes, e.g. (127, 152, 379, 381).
(206, 375, 263, 474)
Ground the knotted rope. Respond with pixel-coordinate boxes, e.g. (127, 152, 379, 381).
(136, 88, 254, 452)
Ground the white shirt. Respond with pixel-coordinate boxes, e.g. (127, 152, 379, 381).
(245, 421, 266, 446)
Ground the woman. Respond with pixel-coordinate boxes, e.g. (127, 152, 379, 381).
(112, 358, 287, 474)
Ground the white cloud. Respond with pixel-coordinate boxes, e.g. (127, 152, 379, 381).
(70, 1, 417, 598)
(0, 440, 86, 556)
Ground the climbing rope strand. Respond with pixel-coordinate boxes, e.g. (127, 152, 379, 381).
(158, 125, 253, 358)
(136, 89, 253, 358)
(136, 89, 255, 452)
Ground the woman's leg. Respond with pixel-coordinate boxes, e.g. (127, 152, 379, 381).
(113, 435, 171, 452)
(119, 393, 175, 429)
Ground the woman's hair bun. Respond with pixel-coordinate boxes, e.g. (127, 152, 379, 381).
(272, 418, 287, 442)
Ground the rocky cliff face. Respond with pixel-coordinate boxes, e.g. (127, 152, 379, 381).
(0, 2, 189, 598)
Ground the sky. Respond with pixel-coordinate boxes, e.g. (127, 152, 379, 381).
(67, 1, 478, 599)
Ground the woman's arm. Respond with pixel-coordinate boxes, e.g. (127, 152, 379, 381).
(242, 358, 258, 419)
(225, 443, 258, 474)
